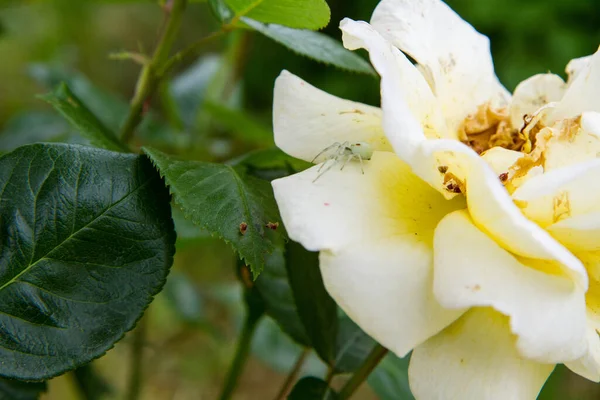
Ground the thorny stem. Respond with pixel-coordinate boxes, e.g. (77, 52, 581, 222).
(119, 0, 188, 145)
(273, 348, 310, 400)
(125, 317, 147, 400)
(337, 345, 388, 400)
(218, 311, 261, 400)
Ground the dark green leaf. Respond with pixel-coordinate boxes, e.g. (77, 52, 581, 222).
(0, 378, 46, 400)
(254, 243, 310, 345)
(286, 241, 337, 365)
(334, 315, 377, 374)
(244, 19, 375, 75)
(143, 147, 283, 276)
(368, 353, 414, 400)
(208, 0, 233, 22)
(39, 83, 127, 152)
(288, 377, 337, 400)
(204, 101, 274, 145)
(224, 0, 330, 30)
(0, 111, 84, 153)
(0, 143, 175, 380)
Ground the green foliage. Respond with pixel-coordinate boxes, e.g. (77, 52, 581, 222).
(204, 101, 274, 145)
(368, 353, 414, 400)
(223, 0, 330, 30)
(0, 143, 175, 380)
(143, 147, 283, 276)
(285, 241, 338, 365)
(0, 111, 81, 153)
(209, 0, 234, 22)
(288, 377, 337, 400)
(333, 316, 377, 374)
(0, 379, 46, 400)
(162, 272, 205, 324)
(40, 83, 128, 152)
(254, 243, 311, 345)
(243, 18, 376, 75)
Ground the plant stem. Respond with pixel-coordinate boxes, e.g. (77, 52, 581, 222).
(218, 312, 261, 400)
(160, 30, 227, 77)
(125, 317, 147, 400)
(119, 0, 188, 144)
(337, 345, 388, 400)
(273, 348, 310, 400)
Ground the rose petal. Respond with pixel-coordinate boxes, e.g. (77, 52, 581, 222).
(340, 18, 446, 164)
(509, 74, 566, 130)
(512, 157, 600, 228)
(370, 0, 510, 133)
(320, 238, 465, 358)
(272, 70, 390, 162)
(410, 139, 588, 288)
(551, 47, 600, 121)
(272, 151, 463, 253)
(566, 54, 593, 84)
(434, 210, 587, 363)
(565, 312, 600, 382)
(409, 308, 555, 400)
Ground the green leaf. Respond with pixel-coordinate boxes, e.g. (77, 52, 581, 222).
(0, 111, 84, 153)
(169, 55, 222, 130)
(243, 18, 375, 75)
(143, 147, 283, 276)
(333, 315, 377, 374)
(204, 101, 274, 145)
(0, 143, 175, 380)
(40, 83, 128, 152)
(0, 378, 46, 400)
(288, 377, 337, 400)
(285, 241, 338, 365)
(29, 64, 127, 134)
(368, 353, 414, 400)
(229, 147, 311, 181)
(224, 0, 330, 30)
(254, 243, 310, 345)
(208, 0, 234, 22)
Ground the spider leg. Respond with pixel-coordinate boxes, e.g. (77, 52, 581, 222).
(311, 142, 341, 164)
(358, 154, 365, 174)
(340, 154, 354, 171)
(313, 154, 340, 182)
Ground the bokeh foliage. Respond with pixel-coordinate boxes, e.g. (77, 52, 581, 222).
(1, 0, 600, 399)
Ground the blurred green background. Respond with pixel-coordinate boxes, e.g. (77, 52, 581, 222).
(1, 0, 600, 399)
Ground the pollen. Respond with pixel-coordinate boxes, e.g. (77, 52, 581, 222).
(459, 103, 524, 154)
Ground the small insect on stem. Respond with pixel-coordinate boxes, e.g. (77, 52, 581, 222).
(311, 141, 373, 183)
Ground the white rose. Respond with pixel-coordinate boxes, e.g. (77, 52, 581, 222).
(271, 0, 600, 398)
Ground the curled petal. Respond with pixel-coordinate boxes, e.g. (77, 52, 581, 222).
(273, 70, 389, 162)
(551, 46, 600, 121)
(320, 238, 465, 358)
(370, 0, 510, 133)
(413, 139, 588, 288)
(509, 73, 566, 130)
(340, 18, 446, 164)
(513, 157, 600, 228)
(434, 210, 587, 363)
(565, 312, 600, 382)
(409, 308, 555, 400)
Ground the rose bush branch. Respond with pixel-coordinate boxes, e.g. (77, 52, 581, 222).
(119, 0, 188, 144)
